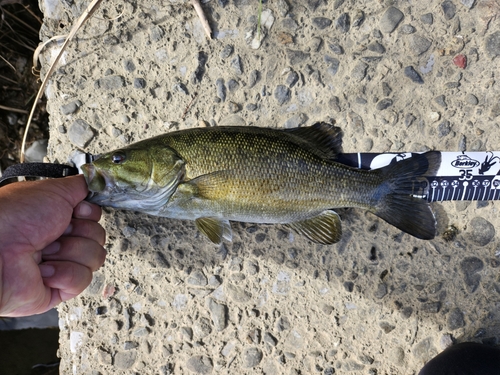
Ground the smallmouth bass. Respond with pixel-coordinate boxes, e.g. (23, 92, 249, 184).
(81, 123, 441, 244)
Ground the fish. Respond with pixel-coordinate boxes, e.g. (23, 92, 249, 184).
(81, 123, 441, 244)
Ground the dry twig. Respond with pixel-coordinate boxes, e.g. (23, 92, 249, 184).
(191, 0, 212, 40)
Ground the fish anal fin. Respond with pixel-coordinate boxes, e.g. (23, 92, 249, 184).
(285, 122, 343, 159)
(286, 210, 342, 245)
(195, 217, 233, 244)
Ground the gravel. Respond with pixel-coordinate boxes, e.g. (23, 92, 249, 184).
(68, 119, 94, 148)
(60, 100, 82, 115)
(468, 217, 495, 246)
(460, 257, 484, 293)
(447, 308, 465, 330)
(404, 66, 424, 84)
(485, 31, 500, 57)
(380, 7, 404, 33)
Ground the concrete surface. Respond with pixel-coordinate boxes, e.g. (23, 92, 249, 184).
(39, 0, 500, 374)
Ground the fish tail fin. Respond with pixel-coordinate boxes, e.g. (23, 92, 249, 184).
(372, 151, 441, 240)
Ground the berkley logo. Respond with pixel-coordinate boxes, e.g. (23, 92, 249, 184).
(451, 155, 480, 168)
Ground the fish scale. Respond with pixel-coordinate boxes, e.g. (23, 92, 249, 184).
(82, 123, 441, 244)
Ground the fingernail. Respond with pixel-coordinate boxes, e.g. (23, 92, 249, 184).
(39, 264, 55, 278)
(63, 224, 73, 235)
(42, 242, 60, 255)
(77, 201, 92, 217)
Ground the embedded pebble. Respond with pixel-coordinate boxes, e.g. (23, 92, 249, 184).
(376, 98, 393, 110)
(95, 75, 125, 90)
(284, 113, 308, 128)
(434, 95, 447, 108)
(312, 17, 332, 30)
(226, 282, 252, 302)
(242, 347, 263, 368)
(114, 350, 137, 369)
(220, 44, 234, 59)
(453, 54, 467, 69)
(400, 24, 416, 34)
(441, 1, 456, 20)
(286, 49, 310, 66)
(465, 93, 478, 105)
(68, 119, 94, 148)
(134, 78, 146, 89)
(413, 338, 436, 361)
(460, 256, 484, 293)
(193, 317, 212, 339)
(206, 298, 228, 331)
(248, 70, 260, 88)
(351, 62, 368, 81)
(438, 121, 452, 137)
(264, 332, 278, 347)
(404, 66, 424, 84)
(468, 217, 495, 246)
(215, 78, 226, 102)
(461, 0, 475, 8)
(123, 59, 135, 72)
(410, 34, 432, 55)
(421, 13, 434, 25)
(60, 100, 82, 115)
(485, 31, 500, 58)
(227, 79, 239, 92)
(187, 270, 208, 286)
(186, 355, 213, 374)
(336, 13, 350, 33)
(367, 41, 386, 54)
(352, 10, 365, 28)
(274, 85, 291, 105)
(333, 0, 345, 9)
(374, 283, 387, 299)
(286, 71, 299, 87)
(380, 7, 404, 33)
(231, 55, 243, 75)
(325, 56, 340, 76)
(150, 25, 165, 42)
(328, 42, 344, 55)
(447, 308, 465, 330)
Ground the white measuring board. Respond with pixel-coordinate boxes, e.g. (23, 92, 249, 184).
(338, 152, 500, 203)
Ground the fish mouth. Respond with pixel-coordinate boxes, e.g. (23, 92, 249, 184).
(81, 163, 107, 193)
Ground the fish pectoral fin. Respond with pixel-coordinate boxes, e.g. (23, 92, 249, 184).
(195, 217, 233, 244)
(286, 210, 342, 245)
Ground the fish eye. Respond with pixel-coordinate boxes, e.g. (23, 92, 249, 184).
(111, 152, 126, 164)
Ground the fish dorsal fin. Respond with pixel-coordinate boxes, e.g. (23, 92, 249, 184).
(286, 210, 342, 244)
(195, 217, 233, 244)
(285, 122, 343, 159)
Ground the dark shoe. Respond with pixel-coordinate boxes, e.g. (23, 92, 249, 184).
(419, 342, 500, 375)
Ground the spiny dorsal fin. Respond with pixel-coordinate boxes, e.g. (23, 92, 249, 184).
(195, 217, 233, 244)
(286, 210, 342, 244)
(285, 122, 343, 159)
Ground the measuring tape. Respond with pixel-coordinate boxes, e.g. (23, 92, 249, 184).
(338, 152, 500, 203)
(2, 151, 500, 203)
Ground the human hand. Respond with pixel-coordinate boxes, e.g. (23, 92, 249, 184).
(0, 175, 106, 317)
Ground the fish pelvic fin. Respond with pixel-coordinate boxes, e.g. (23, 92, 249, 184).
(286, 210, 342, 244)
(372, 151, 441, 240)
(195, 217, 233, 244)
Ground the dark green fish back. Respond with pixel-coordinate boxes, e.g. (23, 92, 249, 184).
(137, 125, 380, 222)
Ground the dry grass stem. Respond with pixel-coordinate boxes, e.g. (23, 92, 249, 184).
(20, 0, 104, 162)
(0, 105, 29, 114)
